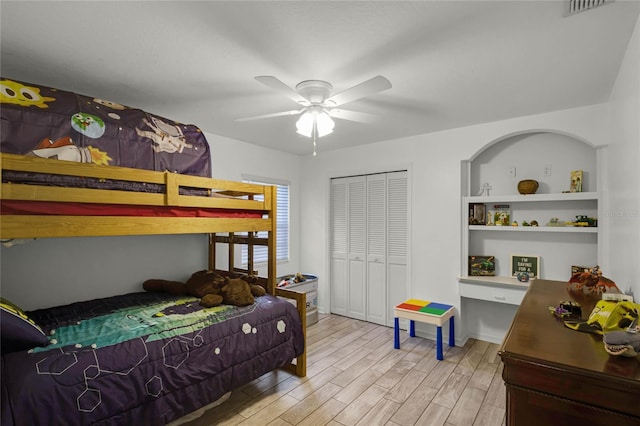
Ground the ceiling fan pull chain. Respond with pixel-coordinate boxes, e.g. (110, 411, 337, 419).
(313, 120, 317, 156)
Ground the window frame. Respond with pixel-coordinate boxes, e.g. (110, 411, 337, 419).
(240, 174, 290, 266)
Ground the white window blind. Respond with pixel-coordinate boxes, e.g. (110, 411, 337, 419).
(241, 176, 289, 265)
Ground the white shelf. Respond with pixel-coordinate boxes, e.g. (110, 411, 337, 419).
(458, 275, 531, 289)
(469, 225, 597, 233)
(465, 192, 598, 203)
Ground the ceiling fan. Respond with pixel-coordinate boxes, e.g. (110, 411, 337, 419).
(236, 75, 392, 154)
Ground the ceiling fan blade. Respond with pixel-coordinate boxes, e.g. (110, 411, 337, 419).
(255, 76, 310, 105)
(235, 109, 303, 122)
(325, 75, 392, 107)
(328, 108, 379, 124)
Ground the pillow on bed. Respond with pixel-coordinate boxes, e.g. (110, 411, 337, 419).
(1, 298, 49, 353)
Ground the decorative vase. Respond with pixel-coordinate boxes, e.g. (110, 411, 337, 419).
(517, 179, 539, 195)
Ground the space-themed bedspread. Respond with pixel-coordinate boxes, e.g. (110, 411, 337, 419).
(0, 77, 211, 179)
(1, 292, 304, 426)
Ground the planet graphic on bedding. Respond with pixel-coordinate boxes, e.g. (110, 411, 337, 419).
(71, 112, 105, 138)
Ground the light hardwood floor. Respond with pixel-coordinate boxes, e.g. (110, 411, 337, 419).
(182, 313, 507, 426)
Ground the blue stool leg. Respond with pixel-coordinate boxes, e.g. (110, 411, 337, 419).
(449, 316, 455, 347)
(394, 317, 400, 349)
(409, 320, 416, 337)
(436, 326, 443, 360)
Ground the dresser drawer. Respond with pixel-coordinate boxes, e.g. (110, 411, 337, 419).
(459, 282, 527, 305)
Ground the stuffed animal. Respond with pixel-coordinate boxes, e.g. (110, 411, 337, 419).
(142, 271, 266, 308)
(185, 270, 224, 298)
(200, 294, 224, 308)
(142, 279, 188, 295)
(240, 274, 267, 297)
(220, 277, 255, 307)
(567, 265, 620, 297)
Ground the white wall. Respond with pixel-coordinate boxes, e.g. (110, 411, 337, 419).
(608, 14, 640, 298)
(300, 103, 611, 343)
(0, 133, 302, 311)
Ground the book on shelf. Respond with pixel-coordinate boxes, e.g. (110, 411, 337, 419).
(491, 204, 511, 226)
(469, 203, 486, 225)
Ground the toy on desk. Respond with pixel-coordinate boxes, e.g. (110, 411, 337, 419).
(564, 298, 638, 336)
(567, 265, 621, 297)
(549, 301, 582, 319)
(604, 326, 640, 357)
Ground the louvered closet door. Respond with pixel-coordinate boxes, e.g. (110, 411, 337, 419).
(330, 172, 408, 325)
(386, 171, 408, 327)
(366, 174, 387, 325)
(346, 177, 367, 320)
(330, 179, 348, 317)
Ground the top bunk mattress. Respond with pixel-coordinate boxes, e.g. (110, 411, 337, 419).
(0, 77, 211, 177)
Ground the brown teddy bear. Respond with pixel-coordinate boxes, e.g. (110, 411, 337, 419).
(185, 270, 225, 298)
(220, 277, 255, 307)
(142, 279, 188, 295)
(143, 271, 266, 308)
(240, 274, 267, 297)
(200, 294, 224, 308)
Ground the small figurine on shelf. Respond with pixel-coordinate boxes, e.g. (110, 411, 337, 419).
(575, 215, 597, 227)
(477, 182, 492, 196)
(547, 217, 561, 227)
(486, 210, 495, 226)
(530, 220, 539, 226)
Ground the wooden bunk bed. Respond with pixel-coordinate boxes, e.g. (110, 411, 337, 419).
(0, 152, 307, 425)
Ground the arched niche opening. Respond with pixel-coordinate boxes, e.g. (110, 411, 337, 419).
(467, 130, 598, 197)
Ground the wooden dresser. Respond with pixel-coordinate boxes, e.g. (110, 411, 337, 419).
(499, 279, 640, 426)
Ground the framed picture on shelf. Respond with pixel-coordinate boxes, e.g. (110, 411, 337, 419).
(510, 255, 540, 279)
(468, 255, 495, 276)
(570, 170, 583, 192)
(469, 203, 486, 225)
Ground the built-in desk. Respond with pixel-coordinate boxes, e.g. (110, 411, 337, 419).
(499, 279, 640, 425)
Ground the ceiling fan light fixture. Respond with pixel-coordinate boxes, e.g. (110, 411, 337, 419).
(316, 111, 335, 137)
(296, 110, 334, 138)
(295, 111, 314, 137)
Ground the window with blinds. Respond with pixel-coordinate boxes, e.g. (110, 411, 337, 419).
(241, 176, 289, 265)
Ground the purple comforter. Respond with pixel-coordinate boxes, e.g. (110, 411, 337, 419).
(1, 292, 304, 425)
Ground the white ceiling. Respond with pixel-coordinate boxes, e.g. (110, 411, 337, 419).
(1, 1, 638, 156)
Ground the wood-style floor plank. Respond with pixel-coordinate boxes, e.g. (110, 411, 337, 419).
(179, 314, 507, 426)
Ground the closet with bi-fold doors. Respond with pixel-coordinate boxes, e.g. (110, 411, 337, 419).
(330, 171, 409, 327)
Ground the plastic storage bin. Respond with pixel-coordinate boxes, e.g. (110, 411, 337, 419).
(278, 274, 318, 326)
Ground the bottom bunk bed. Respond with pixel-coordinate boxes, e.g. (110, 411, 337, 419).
(1, 289, 305, 426)
(0, 153, 307, 424)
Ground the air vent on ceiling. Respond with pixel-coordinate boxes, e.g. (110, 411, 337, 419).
(566, 0, 614, 16)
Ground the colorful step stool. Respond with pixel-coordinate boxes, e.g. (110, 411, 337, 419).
(394, 299, 455, 360)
